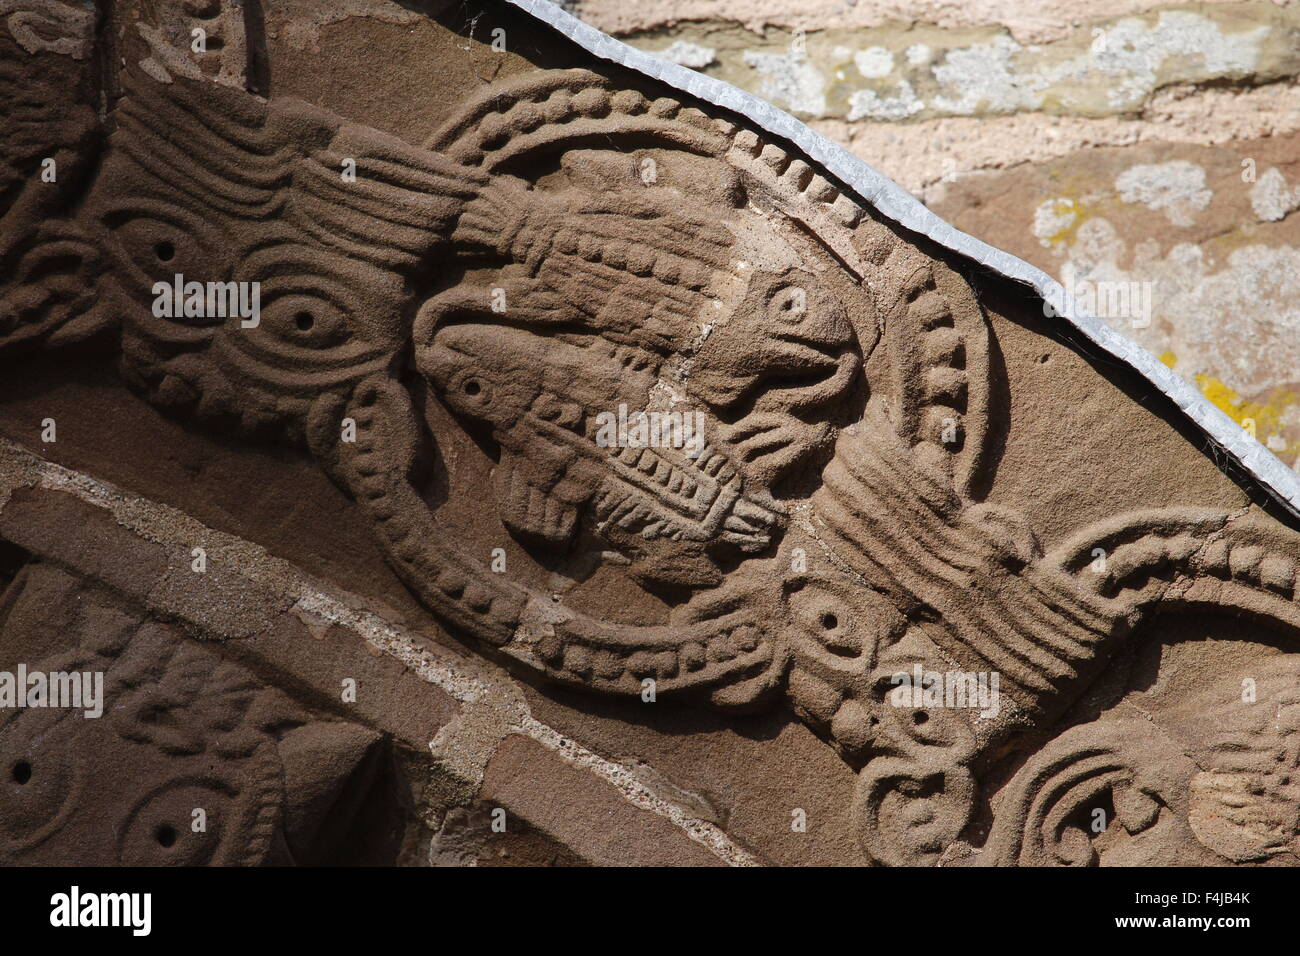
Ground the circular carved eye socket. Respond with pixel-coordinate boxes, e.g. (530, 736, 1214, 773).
(118, 780, 248, 866)
(787, 577, 909, 675)
(770, 285, 808, 322)
(452, 370, 492, 409)
(223, 247, 398, 391)
(791, 584, 862, 660)
(0, 710, 79, 852)
(256, 290, 349, 346)
(99, 197, 229, 301)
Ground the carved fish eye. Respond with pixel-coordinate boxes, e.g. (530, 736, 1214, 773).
(99, 197, 229, 298)
(790, 581, 865, 660)
(118, 779, 243, 866)
(255, 288, 350, 346)
(769, 285, 809, 323)
(451, 369, 493, 410)
(0, 709, 80, 853)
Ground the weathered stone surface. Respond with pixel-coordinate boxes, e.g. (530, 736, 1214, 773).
(521, 682, 868, 865)
(0, 554, 419, 865)
(1, 0, 1299, 869)
(0, 488, 170, 604)
(929, 135, 1300, 466)
(621, 5, 1300, 123)
(429, 802, 588, 865)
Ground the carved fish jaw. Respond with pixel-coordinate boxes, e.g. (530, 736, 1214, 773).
(494, 449, 582, 546)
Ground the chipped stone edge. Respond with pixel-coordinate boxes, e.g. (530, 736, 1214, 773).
(0, 438, 760, 867)
(506, 0, 1300, 522)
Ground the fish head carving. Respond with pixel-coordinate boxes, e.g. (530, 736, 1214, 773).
(410, 102, 877, 586)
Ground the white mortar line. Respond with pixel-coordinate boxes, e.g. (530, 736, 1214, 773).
(517, 714, 761, 866)
(0, 438, 760, 866)
(292, 590, 760, 865)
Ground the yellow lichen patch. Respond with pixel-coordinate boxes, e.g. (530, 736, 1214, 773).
(1038, 196, 1089, 249)
(1159, 350, 1177, 369)
(1194, 373, 1299, 453)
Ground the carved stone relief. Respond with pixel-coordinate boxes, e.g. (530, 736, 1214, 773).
(2, 0, 1300, 866)
(0, 547, 410, 865)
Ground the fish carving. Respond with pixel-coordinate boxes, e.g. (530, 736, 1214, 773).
(4, 1, 1300, 867)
